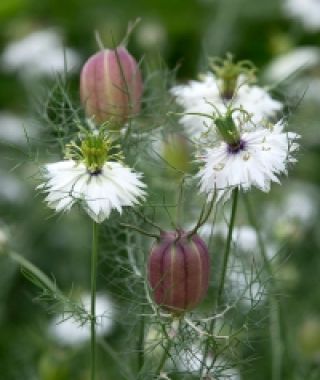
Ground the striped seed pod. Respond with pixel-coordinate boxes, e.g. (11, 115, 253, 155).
(148, 230, 210, 314)
(80, 46, 143, 126)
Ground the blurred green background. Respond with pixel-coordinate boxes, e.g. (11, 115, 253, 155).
(1, 0, 320, 379)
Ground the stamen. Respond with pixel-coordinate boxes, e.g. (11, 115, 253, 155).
(227, 139, 246, 154)
(89, 168, 103, 176)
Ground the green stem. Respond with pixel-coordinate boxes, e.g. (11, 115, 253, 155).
(176, 177, 185, 228)
(156, 339, 173, 375)
(200, 187, 239, 377)
(243, 195, 283, 380)
(216, 187, 239, 305)
(7, 251, 60, 295)
(91, 222, 99, 380)
(155, 319, 181, 375)
(120, 223, 159, 239)
(137, 308, 145, 371)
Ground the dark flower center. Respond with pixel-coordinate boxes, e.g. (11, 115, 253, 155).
(222, 90, 235, 101)
(89, 168, 102, 176)
(227, 139, 246, 154)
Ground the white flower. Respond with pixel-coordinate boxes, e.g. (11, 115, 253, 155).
(285, 190, 317, 225)
(197, 222, 277, 259)
(265, 183, 318, 239)
(284, 0, 320, 31)
(1, 29, 80, 77)
(197, 121, 299, 199)
(197, 223, 258, 252)
(170, 73, 282, 139)
(0, 169, 27, 204)
(39, 160, 146, 223)
(49, 293, 115, 346)
(0, 112, 38, 145)
(264, 47, 320, 83)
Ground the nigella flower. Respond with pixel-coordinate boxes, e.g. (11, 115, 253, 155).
(170, 55, 282, 139)
(284, 0, 320, 32)
(264, 47, 320, 83)
(197, 110, 299, 200)
(38, 128, 146, 223)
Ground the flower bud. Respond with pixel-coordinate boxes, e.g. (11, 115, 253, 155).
(80, 47, 143, 126)
(148, 230, 210, 314)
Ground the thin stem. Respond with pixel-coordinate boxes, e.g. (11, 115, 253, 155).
(120, 18, 141, 47)
(243, 195, 271, 272)
(189, 192, 216, 236)
(155, 319, 179, 375)
(120, 223, 159, 239)
(98, 339, 134, 380)
(137, 306, 145, 371)
(132, 209, 163, 232)
(200, 187, 239, 377)
(94, 30, 105, 51)
(7, 251, 60, 295)
(216, 187, 239, 304)
(176, 177, 185, 228)
(90, 222, 99, 380)
(243, 194, 283, 380)
(156, 339, 173, 375)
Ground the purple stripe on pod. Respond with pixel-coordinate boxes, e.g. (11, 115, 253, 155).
(147, 230, 210, 314)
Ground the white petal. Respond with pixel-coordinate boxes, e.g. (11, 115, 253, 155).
(38, 160, 146, 222)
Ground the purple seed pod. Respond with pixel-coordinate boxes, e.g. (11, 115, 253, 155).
(148, 230, 210, 314)
(80, 47, 143, 126)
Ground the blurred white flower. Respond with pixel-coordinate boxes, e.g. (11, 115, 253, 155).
(197, 120, 299, 200)
(233, 226, 258, 252)
(171, 73, 282, 139)
(0, 112, 38, 145)
(266, 184, 318, 241)
(198, 223, 257, 251)
(1, 29, 80, 77)
(0, 228, 8, 251)
(285, 190, 317, 225)
(198, 222, 278, 261)
(284, 0, 320, 31)
(49, 293, 115, 346)
(39, 160, 146, 223)
(0, 170, 27, 204)
(264, 47, 320, 83)
(264, 47, 320, 102)
(301, 78, 320, 102)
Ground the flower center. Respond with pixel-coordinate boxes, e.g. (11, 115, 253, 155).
(80, 135, 110, 174)
(65, 129, 123, 175)
(227, 139, 246, 154)
(215, 112, 241, 145)
(89, 168, 103, 176)
(209, 54, 256, 100)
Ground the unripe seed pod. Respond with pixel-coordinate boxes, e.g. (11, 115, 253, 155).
(148, 230, 210, 314)
(80, 47, 143, 126)
(162, 133, 191, 178)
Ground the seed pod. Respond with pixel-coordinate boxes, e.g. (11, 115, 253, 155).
(148, 230, 210, 314)
(162, 133, 191, 178)
(80, 47, 143, 126)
